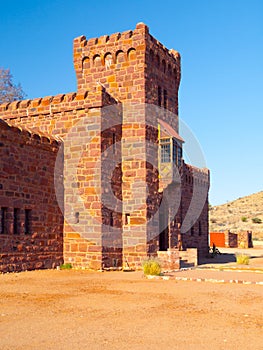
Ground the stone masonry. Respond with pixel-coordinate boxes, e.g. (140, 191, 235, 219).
(0, 23, 209, 272)
(0, 120, 63, 272)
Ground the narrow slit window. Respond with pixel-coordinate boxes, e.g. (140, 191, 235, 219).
(14, 208, 20, 235)
(1, 207, 7, 234)
(74, 212, 79, 224)
(158, 86, 162, 107)
(163, 89, 167, 109)
(125, 213, 130, 225)
(25, 209, 31, 235)
(109, 212, 114, 226)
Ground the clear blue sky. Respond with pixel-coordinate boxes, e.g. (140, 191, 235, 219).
(1, 0, 262, 205)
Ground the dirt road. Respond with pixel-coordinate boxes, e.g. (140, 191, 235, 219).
(0, 269, 263, 350)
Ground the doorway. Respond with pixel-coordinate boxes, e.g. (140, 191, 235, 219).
(159, 201, 169, 251)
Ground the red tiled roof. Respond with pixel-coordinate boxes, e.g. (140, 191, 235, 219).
(158, 118, 184, 143)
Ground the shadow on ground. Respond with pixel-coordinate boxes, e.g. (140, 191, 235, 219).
(199, 253, 236, 265)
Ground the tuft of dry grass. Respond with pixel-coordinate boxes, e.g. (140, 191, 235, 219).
(235, 253, 250, 265)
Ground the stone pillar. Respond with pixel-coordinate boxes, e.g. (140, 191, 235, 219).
(63, 108, 103, 269)
(122, 103, 148, 269)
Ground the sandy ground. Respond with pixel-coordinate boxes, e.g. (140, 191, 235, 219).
(0, 265, 263, 350)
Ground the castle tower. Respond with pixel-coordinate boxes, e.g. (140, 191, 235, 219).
(72, 23, 184, 268)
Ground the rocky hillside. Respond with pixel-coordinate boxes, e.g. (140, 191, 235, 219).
(209, 191, 263, 240)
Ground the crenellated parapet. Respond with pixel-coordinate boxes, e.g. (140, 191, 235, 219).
(73, 22, 181, 108)
(146, 35, 181, 85)
(182, 162, 210, 188)
(74, 22, 180, 75)
(73, 23, 148, 96)
(0, 85, 117, 122)
(0, 118, 61, 149)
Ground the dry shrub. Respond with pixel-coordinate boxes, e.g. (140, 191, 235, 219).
(235, 253, 250, 265)
(142, 258, 161, 276)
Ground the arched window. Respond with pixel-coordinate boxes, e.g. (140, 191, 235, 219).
(116, 50, 125, 63)
(104, 53, 113, 70)
(127, 48, 136, 60)
(93, 54, 101, 67)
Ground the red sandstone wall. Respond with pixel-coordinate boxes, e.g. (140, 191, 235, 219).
(0, 120, 63, 272)
(145, 32, 180, 116)
(0, 88, 121, 270)
(179, 162, 210, 259)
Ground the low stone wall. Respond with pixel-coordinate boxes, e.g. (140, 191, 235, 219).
(158, 249, 180, 271)
(157, 248, 198, 271)
(0, 232, 63, 273)
(225, 231, 238, 248)
(238, 231, 253, 248)
(210, 231, 253, 249)
(179, 248, 198, 267)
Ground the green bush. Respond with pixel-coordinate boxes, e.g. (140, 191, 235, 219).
(252, 217, 262, 224)
(241, 216, 248, 222)
(235, 253, 250, 265)
(142, 258, 161, 276)
(60, 263, 72, 270)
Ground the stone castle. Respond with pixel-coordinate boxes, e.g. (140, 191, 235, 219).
(0, 23, 209, 272)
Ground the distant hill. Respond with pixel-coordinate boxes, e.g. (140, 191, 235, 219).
(209, 191, 263, 240)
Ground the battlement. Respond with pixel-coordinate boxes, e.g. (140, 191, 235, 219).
(73, 22, 181, 107)
(74, 22, 179, 65)
(73, 22, 147, 49)
(183, 162, 210, 187)
(0, 85, 117, 121)
(0, 118, 61, 146)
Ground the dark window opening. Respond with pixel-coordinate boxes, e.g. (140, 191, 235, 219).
(109, 212, 114, 226)
(1, 207, 7, 234)
(172, 139, 177, 164)
(163, 89, 167, 109)
(191, 226, 194, 236)
(25, 209, 31, 235)
(125, 213, 130, 225)
(178, 146, 182, 167)
(159, 212, 169, 251)
(158, 86, 162, 107)
(74, 212, 79, 224)
(14, 208, 20, 235)
(199, 221, 202, 236)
